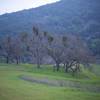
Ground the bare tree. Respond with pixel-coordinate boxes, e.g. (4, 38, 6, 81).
(1, 35, 13, 63)
(12, 36, 22, 64)
(61, 35, 94, 75)
(45, 35, 64, 71)
(29, 27, 45, 68)
(19, 32, 31, 63)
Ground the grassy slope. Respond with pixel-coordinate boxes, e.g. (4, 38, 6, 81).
(0, 63, 100, 100)
(92, 64, 100, 76)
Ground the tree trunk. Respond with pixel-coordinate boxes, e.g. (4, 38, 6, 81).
(65, 62, 70, 72)
(65, 64, 68, 72)
(56, 63, 60, 71)
(6, 56, 9, 64)
(36, 48, 41, 69)
(37, 58, 41, 69)
(16, 58, 19, 64)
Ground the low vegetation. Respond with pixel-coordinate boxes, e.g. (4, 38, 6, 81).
(0, 63, 100, 100)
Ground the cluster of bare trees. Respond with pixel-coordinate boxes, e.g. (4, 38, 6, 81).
(0, 27, 94, 75)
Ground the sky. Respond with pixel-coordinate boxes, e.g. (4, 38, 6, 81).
(0, 0, 60, 15)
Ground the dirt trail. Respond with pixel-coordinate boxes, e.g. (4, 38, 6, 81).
(20, 75, 100, 93)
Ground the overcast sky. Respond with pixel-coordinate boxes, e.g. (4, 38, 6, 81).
(0, 0, 60, 15)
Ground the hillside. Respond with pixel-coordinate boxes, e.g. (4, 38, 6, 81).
(0, 0, 100, 56)
(0, 0, 100, 37)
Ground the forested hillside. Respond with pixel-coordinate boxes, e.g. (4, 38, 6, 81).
(0, 0, 100, 56)
(0, 0, 100, 36)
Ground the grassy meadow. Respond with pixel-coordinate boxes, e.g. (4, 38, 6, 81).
(0, 63, 100, 100)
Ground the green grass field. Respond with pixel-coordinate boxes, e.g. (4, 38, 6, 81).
(0, 63, 100, 100)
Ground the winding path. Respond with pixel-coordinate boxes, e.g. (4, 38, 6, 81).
(20, 75, 100, 93)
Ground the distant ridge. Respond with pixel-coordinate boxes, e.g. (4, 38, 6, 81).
(0, 0, 100, 38)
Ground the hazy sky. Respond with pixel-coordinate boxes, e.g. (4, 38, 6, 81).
(0, 0, 60, 15)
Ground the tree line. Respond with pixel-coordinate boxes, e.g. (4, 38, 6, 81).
(0, 26, 95, 75)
